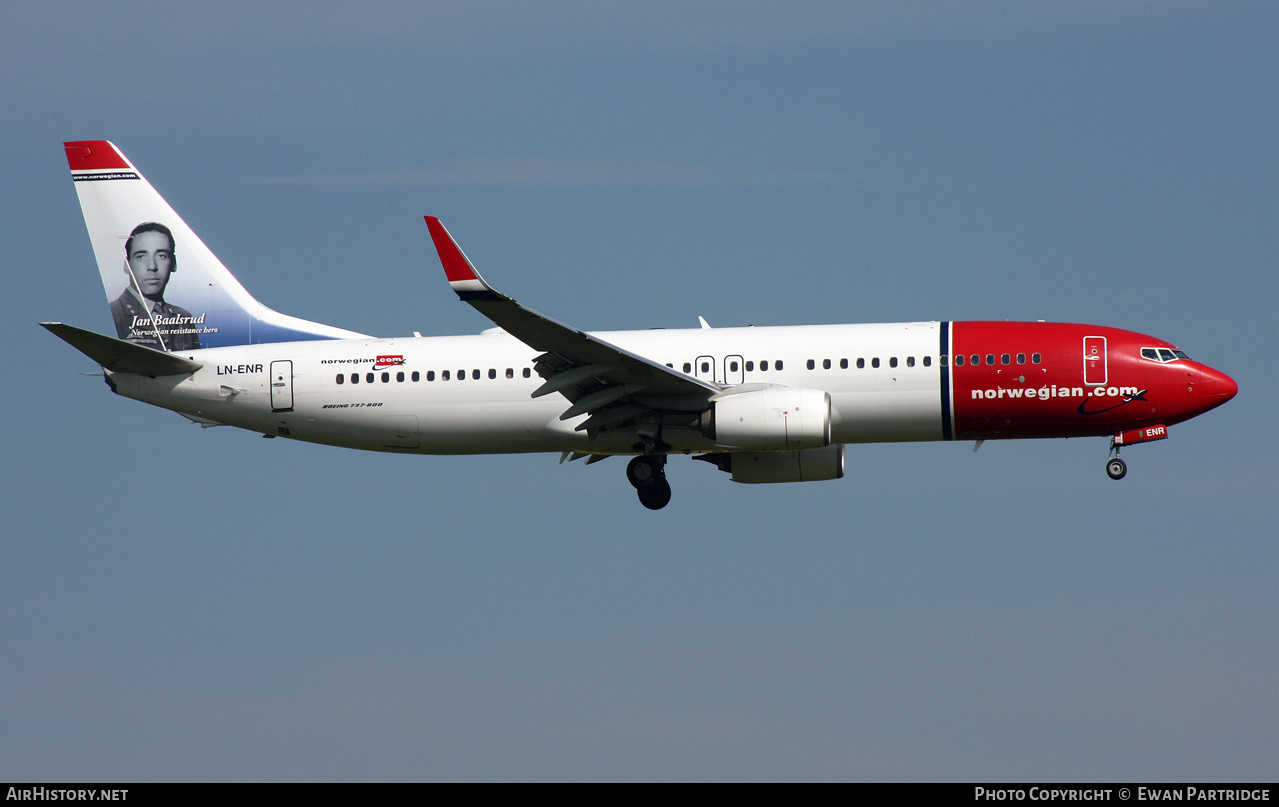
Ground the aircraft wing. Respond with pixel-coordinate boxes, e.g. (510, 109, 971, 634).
(425, 217, 720, 437)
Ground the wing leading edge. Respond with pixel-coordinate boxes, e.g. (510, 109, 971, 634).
(424, 217, 720, 441)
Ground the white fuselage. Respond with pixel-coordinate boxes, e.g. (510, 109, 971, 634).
(113, 322, 947, 455)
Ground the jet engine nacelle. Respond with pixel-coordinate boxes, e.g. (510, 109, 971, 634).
(698, 444, 845, 483)
(701, 386, 832, 451)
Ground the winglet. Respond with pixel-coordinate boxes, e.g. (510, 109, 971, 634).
(424, 217, 501, 299)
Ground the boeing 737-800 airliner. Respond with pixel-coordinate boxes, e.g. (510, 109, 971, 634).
(45, 141, 1237, 509)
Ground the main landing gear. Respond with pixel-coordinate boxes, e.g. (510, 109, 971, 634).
(627, 453, 671, 510)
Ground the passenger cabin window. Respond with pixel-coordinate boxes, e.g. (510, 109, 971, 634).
(1032, 353, 1042, 364)
(775, 360, 784, 370)
(871, 358, 880, 368)
(683, 362, 692, 373)
(985, 355, 994, 366)
(489, 369, 497, 379)
(1001, 354, 1010, 365)
(971, 355, 980, 366)
(807, 359, 815, 370)
(840, 359, 848, 369)
(761, 361, 768, 371)
(857, 358, 865, 369)
(382, 372, 390, 382)
(366, 372, 375, 383)
(397, 372, 405, 382)
(523, 368, 531, 378)
(730, 360, 740, 372)
(351, 373, 359, 384)
(336, 374, 344, 384)
(746, 361, 755, 372)
(413, 371, 421, 382)
(937, 355, 945, 367)
(889, 357, 898, 368)
(906, 356, 915, 367)
(442, 370, 450, 380)
(954, 355, 964, 366)
(1016, 353, 1026, 365)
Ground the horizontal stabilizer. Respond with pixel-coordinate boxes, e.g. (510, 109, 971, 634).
(41, 322, 203, 376)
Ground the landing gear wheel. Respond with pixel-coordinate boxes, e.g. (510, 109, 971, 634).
(637, 477, 672, 510)
(627, 455, 660, 489)
(1106, 457, 1127, 480)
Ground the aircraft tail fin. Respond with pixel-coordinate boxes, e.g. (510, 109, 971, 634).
(63, 141, 368, 351)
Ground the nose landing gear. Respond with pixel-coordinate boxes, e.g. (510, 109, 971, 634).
(1105, 455, 1127, 480)
(1105, 424, 1169, 480)
(627, 454, 671, 510)
(1106, 433, 1128, 480)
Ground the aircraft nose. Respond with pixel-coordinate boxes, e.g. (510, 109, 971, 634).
(1196, 365, 1238, 407)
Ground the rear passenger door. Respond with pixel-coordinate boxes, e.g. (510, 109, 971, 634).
(270, 360, 294, 411)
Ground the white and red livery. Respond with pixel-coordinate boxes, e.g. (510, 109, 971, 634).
(46, 141, 1237, 509)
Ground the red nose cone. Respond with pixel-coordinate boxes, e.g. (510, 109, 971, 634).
(1200, 366, 1238, 407)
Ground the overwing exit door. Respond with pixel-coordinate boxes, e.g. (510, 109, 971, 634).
(724, 355, 744, 385)
(695, 355, 716, 384)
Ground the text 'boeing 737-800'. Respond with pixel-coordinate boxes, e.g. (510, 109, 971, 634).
(45, 141, 1237, 509)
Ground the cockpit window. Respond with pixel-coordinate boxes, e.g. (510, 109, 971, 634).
(1142, 347, 1191, 363)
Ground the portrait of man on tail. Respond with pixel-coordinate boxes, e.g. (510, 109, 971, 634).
(110, 221, 203, 351)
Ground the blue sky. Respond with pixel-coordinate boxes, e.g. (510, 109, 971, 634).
(2, 1, 1274, 781)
